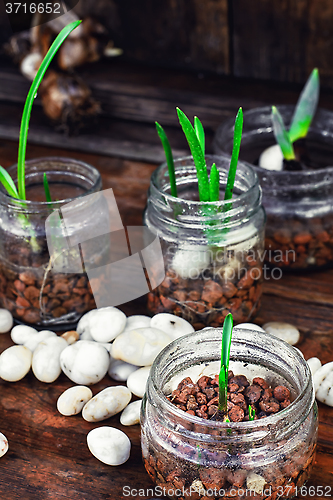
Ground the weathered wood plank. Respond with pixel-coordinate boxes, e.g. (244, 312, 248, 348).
(232, 0, 333, 87)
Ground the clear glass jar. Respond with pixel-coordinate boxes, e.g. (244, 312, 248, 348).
(144, 155, 265, 328)
(141, 327, 318, 500)
(214, 106, 333, 269)
(0, 157, 102, 327)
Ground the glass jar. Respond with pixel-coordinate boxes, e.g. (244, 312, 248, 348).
(144, 155, 265, 328)
(0, 157, 103, 327)
(141, 327, 318, 500)
(213, 106, 333, 269)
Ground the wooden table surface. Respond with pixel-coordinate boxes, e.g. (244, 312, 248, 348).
(0, 139, 332, 500)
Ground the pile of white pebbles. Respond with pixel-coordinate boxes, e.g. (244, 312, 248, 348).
(0, 308, 332, 465)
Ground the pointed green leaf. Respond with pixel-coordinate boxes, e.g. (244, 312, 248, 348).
(209, 163, 220, 202)
(43, 173, 52, 203)
(224, 107, 243, 202)
(176, 107, 210, 202)
(155, 122, 177, 197)
(17, 20, 82, 200)
(289, 68, 319, 143)
(194, 116, 205, 155)
(272, 106, 295, 160)
(249, 405, 255, 421)
(218, 313, 233, 414)
(0, 165, 19, 198)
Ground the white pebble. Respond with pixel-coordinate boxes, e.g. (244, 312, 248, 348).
(123, 315, 151, 332)
(120, 400, 142, 426)
(32, 336, 68, 383)
(0, 345, 32, 382)
(262, 322, 300, 345)
(57, 386, 93, 416)
(11, 324, 38, 345)
(313, 361, 333, 406)
(127, 366, 150, 398)
(87, 426, 130, 465)
(77, 307, 126, 343)
(108, 359, 138, 382)
(111, 327, 172, 366)
(258, 144, 284, 171)
(150, 313, 194, 340)
(307, 357, 322, 376)
(24, 330, 56, 352)
(0, 432, 8, 457)
(82, 386, 131, 422)
(0, 309, 13, 333)
(60, 341, 110, 385)
(234, 323, 265, 333)
(246, 472, 267, 494)
(171, 245, 210, 279)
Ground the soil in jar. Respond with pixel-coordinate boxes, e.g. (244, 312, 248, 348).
(143, 371, 316, 500)
(147, 247, 263, 328)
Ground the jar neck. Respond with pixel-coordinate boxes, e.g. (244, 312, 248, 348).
(0, 157, 102, 215)
(145, 154, 262, 245)
(146, 327, 314, 445)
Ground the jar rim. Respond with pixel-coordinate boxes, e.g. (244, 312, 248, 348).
(150, 153, 260, 207)
(0, 156, 102, 209)
(215, 106, 333, 179)
(148, 327, 314, 433)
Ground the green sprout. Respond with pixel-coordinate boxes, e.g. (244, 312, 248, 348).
(248, 405, 255, 421)
(155, 122, 177, 198)
(218, 313, 233, 416)
(224, 108, 243, 203)
(0, 20, 82, 203)
(272, 68, 319, 159)
(43, 173, 52, 203)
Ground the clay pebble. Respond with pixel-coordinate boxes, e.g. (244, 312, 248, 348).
(108, 359, 138, 382)
(262, 321, 300, 345)
(32, 336, 68, 383)
(57, 386, 93, 416)
(0, 309, 13, 333)
(60, 341, 110, 385)
(82, 386, 131, 422)
(150, 313, 194, 340)
(77, 306, 126, 343)
(111, 327, 172, 366)
(313, 361, 333, 406)
(127, 366, 151, 398)
(120, 399, 142, 426)
(0, 345, 32, 382)
(0, 432, 8, 458)
(87, 426, 131, 465)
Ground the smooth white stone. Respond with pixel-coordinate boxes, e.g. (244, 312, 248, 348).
(171, 245, 210, 279)
(190, 480, 206, 496)
(87, 426, 130, 465)
(313, 362, 333, 406)
(24, 330, 57, 353)
(111, 327, 172, 366)
(218, 257, 242, 281)
(262, 322, 300, 345)
(234, 323, 265, 333)
(307, 357, 322, 376)
(11, 324, 38, 345)
(0, 309, 13, 333)
(150, 313, 194, 340)
(246, 472, 267, 494)
(57, 386, 93, 416)
(108, 359, 138, 382)
(258, 144, 284, 171)
(79, 329, 94, 341)
(32, 336, 68, 383)
(123, 315, 151, 332)
(100, 343, 113, 353)
(120, 400, 142, 426)
(0, 432, 8, 457)
(82, 386, 132, 422)
(60, 341, 110, 385)
(0, 345, 32, 382)
(127, 366, 151, 398)
(77, 307, 126, 343)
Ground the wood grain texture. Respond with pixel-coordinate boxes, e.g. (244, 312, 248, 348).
(232, 0, 333, 86)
